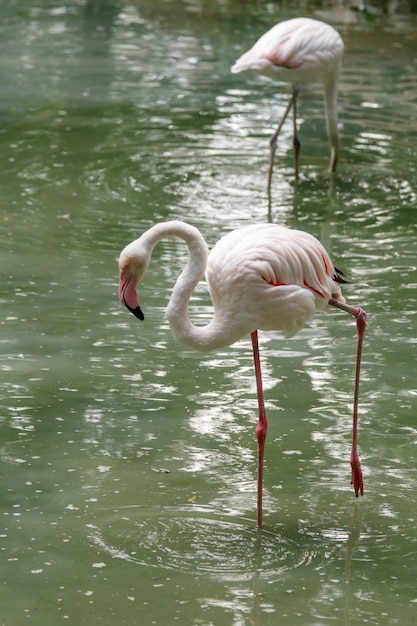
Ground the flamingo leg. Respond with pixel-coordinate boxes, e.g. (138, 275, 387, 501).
(251, 330, 268, 527)
(268, 94, 295, 194)
(329, 299, 366, 496)
(292, 86, 301, 182)
(351, 311, 366, 496)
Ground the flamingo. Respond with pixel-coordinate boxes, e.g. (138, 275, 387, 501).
(231, 17, 344, 189)
(118, 221, 366, 527)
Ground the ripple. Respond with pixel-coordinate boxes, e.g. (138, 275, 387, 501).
(87, 506, 318, 582)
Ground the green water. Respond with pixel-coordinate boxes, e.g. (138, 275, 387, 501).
(1, 1, 417, 625)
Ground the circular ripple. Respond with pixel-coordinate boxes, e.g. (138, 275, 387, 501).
(87, 506, 319, 582)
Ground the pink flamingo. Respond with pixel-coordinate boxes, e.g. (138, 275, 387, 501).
(118, 221, 366, 527)
(231, 17, 344, 188)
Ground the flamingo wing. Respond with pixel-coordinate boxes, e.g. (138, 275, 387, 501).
(207, 224, 343, 338)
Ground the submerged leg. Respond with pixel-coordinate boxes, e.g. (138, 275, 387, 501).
(329, 299, 366, 496)
(251, 330, 268, 527)
(268, 94, 294, 194)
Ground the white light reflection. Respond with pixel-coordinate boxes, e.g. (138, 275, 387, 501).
(354, 131, 392, 156)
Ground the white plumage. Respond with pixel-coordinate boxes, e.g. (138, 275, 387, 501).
(118, 221, 366, 526)
(231, 18, 344, 186)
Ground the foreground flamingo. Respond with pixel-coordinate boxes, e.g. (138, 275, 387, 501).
(118, 221, 366, 526)
(231, 17, 344, 189)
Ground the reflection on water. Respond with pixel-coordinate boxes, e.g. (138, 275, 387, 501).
(1, 0, 417, 625)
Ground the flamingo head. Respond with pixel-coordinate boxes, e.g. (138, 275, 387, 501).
(118, 243, 149, 321)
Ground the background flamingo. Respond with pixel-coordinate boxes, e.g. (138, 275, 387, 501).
(231, 17, 344, 190)
(118, 221, 366, 527)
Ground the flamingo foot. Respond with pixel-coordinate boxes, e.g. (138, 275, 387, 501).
(350, 449, 364, 497)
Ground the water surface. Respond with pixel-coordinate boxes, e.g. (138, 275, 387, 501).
(1, 1, 417, 625)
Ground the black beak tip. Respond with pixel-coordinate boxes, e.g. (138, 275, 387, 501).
(128, 305, 144, 321)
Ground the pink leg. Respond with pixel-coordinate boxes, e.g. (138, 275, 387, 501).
(251, 330, 268, 527)
(351, 312, 366, 496)
(329, 299, 366, 496)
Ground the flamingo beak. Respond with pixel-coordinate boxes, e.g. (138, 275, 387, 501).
(119, 272, 144, 320)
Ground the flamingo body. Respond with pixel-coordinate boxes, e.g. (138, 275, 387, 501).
(231, 18, 343, 84)
(205, 223, 344, 339)
(118, 221, 365, 526)
(231, 18, 344, 184)
(119, 221, 344, 350)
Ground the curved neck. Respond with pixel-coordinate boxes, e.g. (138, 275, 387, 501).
(143, 222, 226, 352)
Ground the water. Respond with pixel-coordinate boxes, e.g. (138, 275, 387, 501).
(1, 1, 417, 624)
